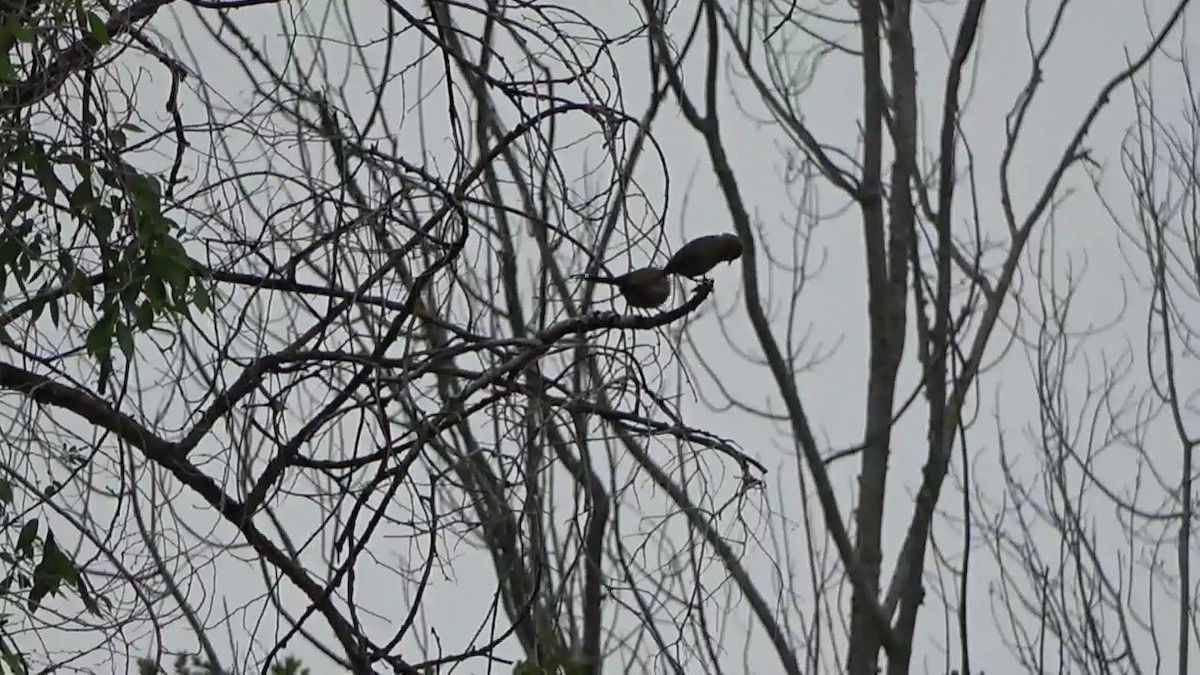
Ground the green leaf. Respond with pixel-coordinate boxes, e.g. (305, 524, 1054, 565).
(0, 236, 19, 267)
(29, 147, 59, 200)
(120, 270, 143, 307)
(26, 576, 49, 612)
(147, 252, 191, 308)
(114, 321, 134, 358)
(92, 206, 114, 240)
(75, 159, 92, 181)
(86, 12, 110, 45)
(143, 275, 166, 310)
(70, 271, 95, 307)
(135, 657, 164, 675)
(97, 168, 118, 188)
(132, 301, 154, 330)
(56, 250, 77, 277)
(2, 653, 26, 675)
(193, 282, 211, 312)
(14, 249, 30, 282)
(15, 519, 37, 560)
(10, 23, 35, 43)
(68, 178, 95, 214)
(0, 53, 15, 82)
(7, 195, 34, 219)
(74, 576, 101, 617)
(43, 536, 78, 585)
(120, 279, 142, 312)
(125, 174, 162, 217)
(162, 236, 190, 262)
(562, 660, 588, 675)
(86, 319, 112, 356)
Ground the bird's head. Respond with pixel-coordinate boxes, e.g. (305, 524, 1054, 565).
(718, 233, 745, 263)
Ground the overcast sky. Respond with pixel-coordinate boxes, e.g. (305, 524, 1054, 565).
(11, 1, 1199, 673)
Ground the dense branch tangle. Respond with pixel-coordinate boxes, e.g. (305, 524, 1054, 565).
(643, 0, 1196, 674)
(1, 0, 1194, 673)
(0, 1, 762, 672)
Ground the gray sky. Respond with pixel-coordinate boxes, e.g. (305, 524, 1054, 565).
(7, 1, 1199, 673)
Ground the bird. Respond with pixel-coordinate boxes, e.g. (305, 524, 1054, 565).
(663, 233, 744, 280)
(573, 266, 671, 309)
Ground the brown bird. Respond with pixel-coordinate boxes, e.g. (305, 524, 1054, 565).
(574, 266, 671, 309)
(663, 233, 744, 279)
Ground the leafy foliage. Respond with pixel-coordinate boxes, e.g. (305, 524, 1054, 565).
(0, 1, 218, 671)
(135, 653, 312, 675)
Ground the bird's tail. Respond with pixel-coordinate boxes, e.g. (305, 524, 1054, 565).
(572, 273, 618, 285)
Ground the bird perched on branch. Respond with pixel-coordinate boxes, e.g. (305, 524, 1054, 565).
(573, 266, 671, 309)
(664, 233, 744, 280)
